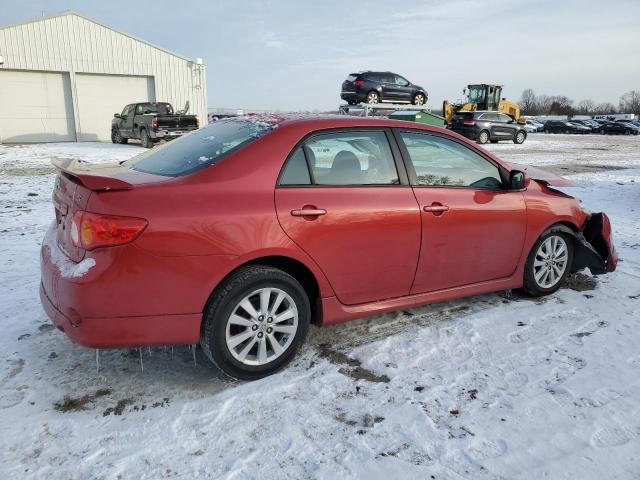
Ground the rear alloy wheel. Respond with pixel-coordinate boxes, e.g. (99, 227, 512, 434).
(514, 130, 526, 144)
(477, 130, 490, 144)
(523, 231, 573, 296)
(201, 265, 310, 380)
(413, 93, 426, 106)
(366, 91, 380, 104)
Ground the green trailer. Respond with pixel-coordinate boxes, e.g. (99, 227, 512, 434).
(389, 109, 445, 127)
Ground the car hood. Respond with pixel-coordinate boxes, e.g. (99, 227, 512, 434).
(508, 163, 574, 187)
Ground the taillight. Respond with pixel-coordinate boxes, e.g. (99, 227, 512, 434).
(353, 79, 364, 87)
(71, 211, 148, 250)
(463, 120, 476, 125)
(151, 117, 158, 130)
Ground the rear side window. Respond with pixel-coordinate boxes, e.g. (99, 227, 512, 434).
(399, 132, 503, 189)
(126, 119, 276, 177)
(279, 130, 399, 186)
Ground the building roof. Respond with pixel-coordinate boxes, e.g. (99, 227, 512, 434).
(0, 11, 196, 63)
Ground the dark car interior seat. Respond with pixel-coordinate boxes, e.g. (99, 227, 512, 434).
(329, 150, 362, 184)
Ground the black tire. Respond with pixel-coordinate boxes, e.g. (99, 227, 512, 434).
(544, 129, 549, 134)
(200, 265, 311, 380)
(413, 92, 426, 106)
(514, 130, 526, 144)
(477, 130, 490, 144)
(564, 129, 570, 134)
(522, 230, 574, 297)
(366, 91, 380, 104)
(111, 129, 127, 145)
(140, 128, 153, 148)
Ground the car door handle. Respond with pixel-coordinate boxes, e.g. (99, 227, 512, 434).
(423, 204, 449, 214)
(291, 208, 327, 217)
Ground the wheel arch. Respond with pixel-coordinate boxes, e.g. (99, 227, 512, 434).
(203, 255, 324, 326)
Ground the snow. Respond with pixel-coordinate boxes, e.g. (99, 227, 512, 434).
(0, 137, 639, 479)
(41, 221, 96, 278)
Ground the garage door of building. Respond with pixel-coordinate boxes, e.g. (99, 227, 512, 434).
(75, 74, 155, 142)
(0, 70, 76, 143)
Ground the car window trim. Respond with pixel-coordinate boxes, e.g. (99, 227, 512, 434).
(276, 127, 410, 188)
(391, 128, 509, 191)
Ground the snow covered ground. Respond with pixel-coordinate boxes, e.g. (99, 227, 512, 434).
(0, 134, 639, 479)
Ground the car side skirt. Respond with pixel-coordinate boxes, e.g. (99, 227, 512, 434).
(320, 275, 521, 326)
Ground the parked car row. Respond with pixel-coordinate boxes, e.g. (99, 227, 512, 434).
(536, 118, 640, 135)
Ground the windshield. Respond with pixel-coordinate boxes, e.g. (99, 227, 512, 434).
(467, 86, 486, 103)
(125, 118, 277, 177)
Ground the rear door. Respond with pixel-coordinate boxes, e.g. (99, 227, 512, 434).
(394, 129, 527, 293)
(378, 73, 398, 102)
(275, 129, 421, 305)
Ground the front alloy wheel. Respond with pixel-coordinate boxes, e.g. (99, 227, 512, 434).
(514, 131, 526, 144)
(477, 130, 490, 144)
(413, 93, 425, 106)
(523, 231, 573, 296)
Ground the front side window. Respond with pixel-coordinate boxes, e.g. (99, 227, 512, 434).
(280, 130, 399, 186)
(394, 75, 409, 86)
(399, 132, 503, 189)
(126, 118, 277, 177)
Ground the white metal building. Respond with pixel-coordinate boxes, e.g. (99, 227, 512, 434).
(0, 11, 207, 143)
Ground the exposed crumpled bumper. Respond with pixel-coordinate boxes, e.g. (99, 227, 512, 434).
(572, 212, 618, 275)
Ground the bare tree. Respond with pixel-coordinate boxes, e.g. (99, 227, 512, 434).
(520, 89, 537, 114)
(576, 99, 596, 115)
(536, 94, 554, 115)
(619, 90, 640, 116)
(594, 102, 617, 115)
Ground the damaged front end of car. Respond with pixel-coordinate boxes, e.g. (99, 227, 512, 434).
(570, 212, 618, 275)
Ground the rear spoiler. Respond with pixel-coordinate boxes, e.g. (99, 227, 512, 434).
(52, 158, 134, 191)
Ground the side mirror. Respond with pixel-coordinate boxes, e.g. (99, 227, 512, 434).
(114, 113, 120, 118)
(509, 170, 529, 190)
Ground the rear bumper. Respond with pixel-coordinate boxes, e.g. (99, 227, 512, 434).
(573, 212, 618, 275)
(150, 126, 197, 139)
(341, 91, 365, 102)
(39, 226, 208, 348)
(450, 126, 480, 140)
(40, 283, 201, 348)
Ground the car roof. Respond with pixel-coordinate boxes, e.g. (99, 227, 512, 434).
(234, 114, 442, 132)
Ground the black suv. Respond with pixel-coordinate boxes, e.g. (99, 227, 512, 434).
(449, 111, 527, 144)
(341, 71, 428, 105)
(602, 121, 640, 135)
(543, 120, 591, 134)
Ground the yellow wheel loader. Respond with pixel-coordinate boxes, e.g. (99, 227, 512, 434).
(443, 84, 522, 125)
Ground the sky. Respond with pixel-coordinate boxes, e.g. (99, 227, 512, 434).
(2, 0, 640, 111)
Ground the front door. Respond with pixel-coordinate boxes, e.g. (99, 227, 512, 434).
(395, 130, 527, 293)
(275, 129, 421, 305)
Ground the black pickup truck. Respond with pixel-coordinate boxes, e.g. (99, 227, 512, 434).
(111, 102, 199, 148)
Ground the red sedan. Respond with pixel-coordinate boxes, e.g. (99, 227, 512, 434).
(40, 116, 617, 379)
